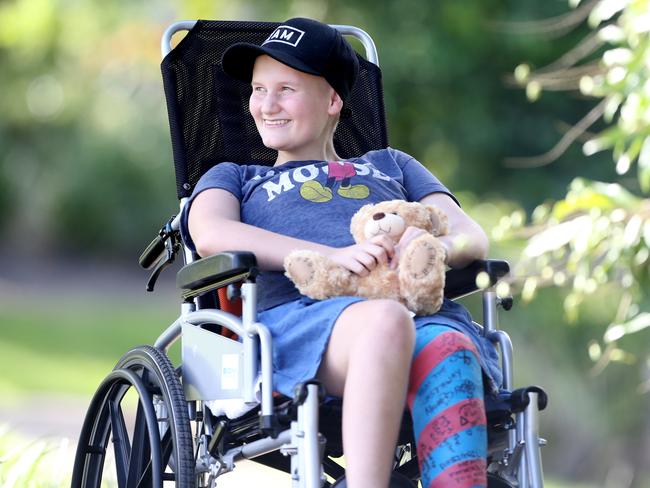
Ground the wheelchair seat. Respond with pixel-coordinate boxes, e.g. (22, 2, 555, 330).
(72, 19, 548, 488)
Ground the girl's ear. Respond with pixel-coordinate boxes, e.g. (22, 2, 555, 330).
(328, 89, 344, 116)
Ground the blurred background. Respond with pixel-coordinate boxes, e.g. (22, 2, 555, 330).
(1, 0, 648, 486)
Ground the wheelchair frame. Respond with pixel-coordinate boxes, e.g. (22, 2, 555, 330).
(72, 21, 547, 488)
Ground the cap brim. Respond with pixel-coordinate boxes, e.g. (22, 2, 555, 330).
(221, 42, 321, 83)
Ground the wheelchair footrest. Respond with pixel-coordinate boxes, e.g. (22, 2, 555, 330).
(509, 385, 548, 413)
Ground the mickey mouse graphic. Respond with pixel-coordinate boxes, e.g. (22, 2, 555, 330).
(300, 161, 369, 202)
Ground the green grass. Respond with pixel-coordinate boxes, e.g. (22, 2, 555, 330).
(0, 426, 73, 487)
(0, 297, 181, 399)
(544, 479, 599, 488)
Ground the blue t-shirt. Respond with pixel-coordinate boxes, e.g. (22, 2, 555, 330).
(181, 147, 458, 311)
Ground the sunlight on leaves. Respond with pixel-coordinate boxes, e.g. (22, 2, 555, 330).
(605, 313, 650, 343)
(588, 340, 602, 361)
(475, 271, 491, 290)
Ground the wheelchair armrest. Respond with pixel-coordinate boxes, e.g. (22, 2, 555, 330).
(176, 251, 257, 300)
(444, 259, 509, 300)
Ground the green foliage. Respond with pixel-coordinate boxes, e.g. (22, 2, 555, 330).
(499, 0, 650, 372)
(0, 0, 177, 256)
(578, 0, 650, 188)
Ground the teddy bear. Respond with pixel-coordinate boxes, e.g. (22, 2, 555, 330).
(284, 199, 449, 315)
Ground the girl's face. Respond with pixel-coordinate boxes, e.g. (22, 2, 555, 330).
(250, 55, 342, 164)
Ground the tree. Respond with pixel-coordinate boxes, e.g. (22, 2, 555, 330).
(498, 2, 650, 483)
(501, 0, 650, 372)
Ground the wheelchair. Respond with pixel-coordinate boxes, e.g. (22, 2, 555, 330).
(72, 20, 548, 488)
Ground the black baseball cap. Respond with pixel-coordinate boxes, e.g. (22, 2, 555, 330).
(221, 17, 360, 101)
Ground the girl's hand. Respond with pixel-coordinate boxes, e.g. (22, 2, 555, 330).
(328, 235, 395, 276)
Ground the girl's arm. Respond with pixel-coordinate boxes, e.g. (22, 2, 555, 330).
(187, 188, 394, 275)
(419, 192, 489, 269)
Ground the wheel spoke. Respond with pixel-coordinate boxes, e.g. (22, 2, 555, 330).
(109, 397, 132, 488)
(137, 426, 174, 486)
(160, 428, 175, 470)
(126, 401, 151, 487)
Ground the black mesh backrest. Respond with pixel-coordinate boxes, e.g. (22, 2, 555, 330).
(161, 20, 389, 199)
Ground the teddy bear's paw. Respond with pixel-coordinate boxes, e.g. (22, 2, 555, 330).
(285, 255, 316, 287)
(413, 294, 444, 316)
(401, 238, 443, 280)
(429, 206, 449, 236)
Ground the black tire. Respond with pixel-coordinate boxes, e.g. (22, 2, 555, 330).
(72, 345, 194, 487)
(487, 472, 517, 488)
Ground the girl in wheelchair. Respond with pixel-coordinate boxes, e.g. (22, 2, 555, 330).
(181, 17, 502, 488)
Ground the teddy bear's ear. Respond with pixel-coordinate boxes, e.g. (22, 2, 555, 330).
(350, 204, 375, 242)
(426, 205, 449, 236)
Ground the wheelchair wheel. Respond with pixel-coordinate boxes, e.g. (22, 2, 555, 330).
(72, 345, 194, 487)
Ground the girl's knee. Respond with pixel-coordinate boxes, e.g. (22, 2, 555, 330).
(364, 300, 415, 350)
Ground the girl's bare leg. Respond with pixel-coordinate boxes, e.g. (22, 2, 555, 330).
(317, 299, 415, 488)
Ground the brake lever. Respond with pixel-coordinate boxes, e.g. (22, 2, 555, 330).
(143, 216, 181, 292)
(146, 232, 181, 292)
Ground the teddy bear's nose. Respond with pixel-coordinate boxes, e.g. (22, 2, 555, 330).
(372, 212, 385, 221)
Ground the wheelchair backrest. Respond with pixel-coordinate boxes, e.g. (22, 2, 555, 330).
(160, 20, 389, 200)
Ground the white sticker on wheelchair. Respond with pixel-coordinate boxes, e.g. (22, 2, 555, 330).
(221, 354, 240, 390)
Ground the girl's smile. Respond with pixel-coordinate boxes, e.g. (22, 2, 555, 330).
(250, 55, 343, 165)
